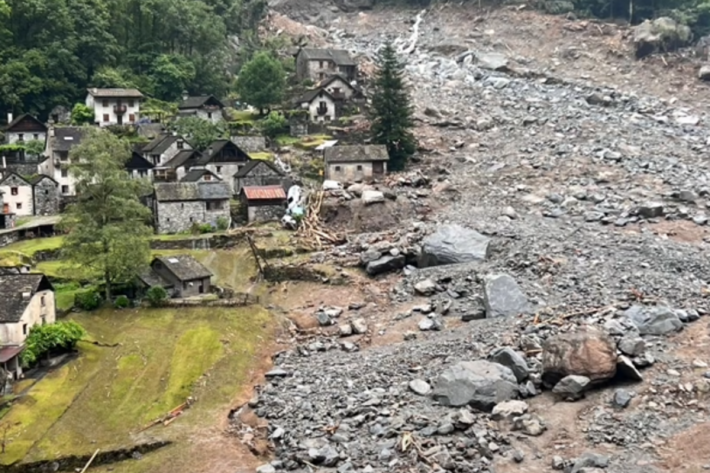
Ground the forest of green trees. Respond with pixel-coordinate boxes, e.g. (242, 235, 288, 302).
(0, 0, 266, 119)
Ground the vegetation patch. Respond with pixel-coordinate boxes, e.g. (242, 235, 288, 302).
(1, 306, 273, 467)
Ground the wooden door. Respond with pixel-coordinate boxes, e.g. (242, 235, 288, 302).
(2, 203, 8, 214)
(372, 161, 384, 175)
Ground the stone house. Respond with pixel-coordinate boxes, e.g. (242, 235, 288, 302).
(324, 145, 389, 182)
(181, 168, 221, 183)
(240, 185, 287, 223)
(29, 175, 60, 216)
(197, 140, 251, 191)
(318, 74, 362, 101)
(85, 88, 143, 126)
(233, 160, 286, 195)
(295, 48, 357, 82)
(0, 273, 56, 379)
(141, 133, 192, 167)
(39, 126, 86, 197)
(295, 88, 337, 123)
(126, 151, 154, 179)
(4, 113, 47, 145)
(0, 173, 33, 216)
(178, 95, 225, 124)
(138, 255, 213, 298)
(154, 149, 203, 182)
(152, 181, 231, 234)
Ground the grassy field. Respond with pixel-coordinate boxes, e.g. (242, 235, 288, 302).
(0, 306, 274, 467)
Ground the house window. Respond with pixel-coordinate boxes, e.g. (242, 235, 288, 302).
(319, 73, 325, 80)
(215, 166, 222, 174)
(357, 165, 363, 171)
(41, 295, 45, 307)
(33, 134, 39, 140)
(204, 174, 211, 181)
(22, 324, 27, 335)
(207, 112, 213, 119)
(59, 152, 68, 161)
(103, 114, 109, 123)
(17, 134, 23, 142)
(102, 99, 109, 107)
(325, 116, 331, 121)
(61, 185, 69, 194)
(128, 99, 134, 107)
(333, 87, 341, 95)
(129, 114, 135, 123)
(44, 190, 48, 195)
(207, 201, 223, 211)
(61, 168, 68, 178)
(177, 140, 184, 150)
(334, 166, 341, 172)
(10, 187, 18, 196)
(190, 217, 194, 222)
(181, 203, 184, 209)
(319, 61, 324, 68)
(16, 203, 22, 210)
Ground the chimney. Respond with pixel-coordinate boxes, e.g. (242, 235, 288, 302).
(7, 112, 12, 124)
(21, 292, 31, 301)
(2, 156, 6, 170)
(182, 90, 189, 101)
(49, 124, 55, 138)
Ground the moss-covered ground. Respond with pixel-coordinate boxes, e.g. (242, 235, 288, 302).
(0, 306, 274, 467)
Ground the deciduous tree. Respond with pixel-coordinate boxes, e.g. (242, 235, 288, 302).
(236, 51, 286, 115)
(370, 41, 416, 171)
(61, 127, 152, 300)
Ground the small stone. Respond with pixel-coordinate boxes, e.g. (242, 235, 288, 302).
(693, 359, 708, 368)
(339, 323, 353, 337)
(618, 335, 645, 357)
(617, 355, 643, 381)
(552, 455, 565, 470)
(571, 452, 609, 473)
(256, 465, 276, 473)
(512, 414, 546, 436)
(694, 214, 709, 226)
(489, 347, 529, 382)
(513, 450, 525, 463)
(612, 388, 632, 408)
(265, 368, 289, 377)
(409, 379, 432, 396)
(552, 375, 590, 400)
(492, 400, 529, 420)
(457, 409, 476, 426)
(667, 369, 681, 377)
(414, 279, 437, 296)
(437, 422, 455, 435)
(350, 318, 368, 334)
(316, 312, 332, 326)
(638, 202, 664, 219)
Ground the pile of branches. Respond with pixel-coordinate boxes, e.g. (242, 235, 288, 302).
(296, 190, 345, 249)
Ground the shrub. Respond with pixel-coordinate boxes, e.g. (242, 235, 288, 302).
(216, 216, 230, 231)
(20, 321, 87, 366)
(259, 112, 288, 139)
(190, 222, 214, 234)
(146, 286, 168, 307)
(74, 288, 102, 311)
(114, 295, 130, 309)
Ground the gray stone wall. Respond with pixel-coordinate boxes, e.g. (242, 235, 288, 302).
(204, 203, 231, 228)
(33, 179, 59, 216)
(325, 161, 376, 182)
(155, 201, 205, 234)
(248, 203, 285, 223)
(234, 162, 284, 194)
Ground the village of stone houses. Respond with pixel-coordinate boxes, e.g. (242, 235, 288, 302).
(6, 0, 710, 472)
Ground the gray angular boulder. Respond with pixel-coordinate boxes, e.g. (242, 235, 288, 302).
(488, 347, 529, 382)
(633, 17, 692, 58)
(418, 224, 491, 268)
(623, 305, 683, 335)
(366, 255, 405, 276)
(431, 360, 518, 411)
(483, 274, 531, 318)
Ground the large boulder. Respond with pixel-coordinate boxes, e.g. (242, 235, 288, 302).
(623, 305, 683, 335)
(418, 224, 491, 268)
(541, 329, 617, 387)
(633, 17, 692, 58)
(366, 255, 405, 276)
(431, 360, 518, 411)
(483, 274, 531, 318)
(699, 65, 710, 81)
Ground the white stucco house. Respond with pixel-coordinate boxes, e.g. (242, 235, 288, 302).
(178, 95, 225, 124)
(295, 88, 337, 123)
(0, 173, 33, 216)
(0, 274, 56, 379)
(40, 126, 86, 197)
(4, 113, 47, 146)
(85, 88, 144, 127)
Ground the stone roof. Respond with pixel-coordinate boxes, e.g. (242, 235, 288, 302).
(142, 134, 182, 155)
(181, 168, 220, 182)
(87, 88, 144, 98)
(0, 274, 53, 323)
(295, 87, 336, 105)
(234, 160, 285, 178)
(127, 152, 154, 171)
(137, 268, 174, 289)
(161, 150, 202, 169)
(154, 181, 231, 202)
(324, 145, 390, 164)
(178, 95, 225, 109)
(52, 127, 85, 152)
(153, 255, 212, 281)
(0, 172, 31, 186)
(6, 114, 47, 133)
(298, 48, 357, 66)
(28, 174, 58, 186)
